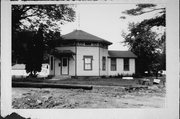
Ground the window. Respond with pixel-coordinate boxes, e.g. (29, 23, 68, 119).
(124, 58, 129, 71)
(62, 58, 67, 66)
(84, 56, 93, 70)
(102, 56, 106, 71)
(50, 56, 53, 70)
(111, 58, 116, 71)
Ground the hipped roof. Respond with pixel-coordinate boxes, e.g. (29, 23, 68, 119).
(62, 30, 112, 45)
(108, 50, 137, 58)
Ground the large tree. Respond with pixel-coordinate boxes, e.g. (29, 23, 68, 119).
(121, 4, 166, 76)
(122, 22, 165, 76)
(12, 5, 75, 76)
(25, 25, 44, 77)
(12, 5, 75, 32)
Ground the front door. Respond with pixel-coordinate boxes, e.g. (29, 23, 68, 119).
(61, 57, 69, 75)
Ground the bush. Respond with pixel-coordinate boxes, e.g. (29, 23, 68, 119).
(114, 73, 123, 78)
(46, 75, 54, 79)
(101, 75, 107, 78)
(132, 73, 143, 78)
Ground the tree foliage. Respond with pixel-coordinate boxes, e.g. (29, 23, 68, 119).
(12, 5, 75, 76)
(12, 5, 75, 32)
(25, 25, 44, 77)
(122, 4, 166, 76)
(122, 4, 165, 27)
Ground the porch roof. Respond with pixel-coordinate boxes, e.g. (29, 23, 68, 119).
(51, 49, 76, 58)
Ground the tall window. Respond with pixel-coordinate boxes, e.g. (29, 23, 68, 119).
(102, 56, 106, 71)
(50, 56, 53, 70)
(84, 56, 93, 70)
(111, 58, 116, 71)
(124, 58, 129, 71)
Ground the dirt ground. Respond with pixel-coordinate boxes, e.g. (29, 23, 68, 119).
(12, 84, 166, 109)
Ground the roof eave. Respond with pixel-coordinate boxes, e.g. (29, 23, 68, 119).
(61, 38, 112, 45)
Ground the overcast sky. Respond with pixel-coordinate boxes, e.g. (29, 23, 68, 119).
(60, 4, 165, 51)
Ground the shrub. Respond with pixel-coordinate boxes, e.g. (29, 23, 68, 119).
(132, 73, 143, 78)
(101, 75, 107, 78)
(46, 75, 54, 79)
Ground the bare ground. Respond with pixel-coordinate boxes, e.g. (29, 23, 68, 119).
(12, 85, 165, 109)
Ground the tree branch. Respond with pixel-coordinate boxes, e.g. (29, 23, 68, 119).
(123, 7, 165, 16)
(20, 9, 40, 20)
(139, 8, 165, 15)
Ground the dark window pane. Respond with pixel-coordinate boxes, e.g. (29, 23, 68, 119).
(102, 56, 106, 71)
(63, 58, 67, 66)
(111, 58, 116, 71)
(124, 58, 129, 71)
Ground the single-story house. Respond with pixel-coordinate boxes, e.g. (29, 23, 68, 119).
(49, 30, 137, 77)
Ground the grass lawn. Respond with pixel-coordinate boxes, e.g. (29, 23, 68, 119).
(12, 76, 166, 87)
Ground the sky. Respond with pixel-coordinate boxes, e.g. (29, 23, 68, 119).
(60, 4, 164, 51)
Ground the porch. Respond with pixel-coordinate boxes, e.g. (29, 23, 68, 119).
(49, 49, 76, 77)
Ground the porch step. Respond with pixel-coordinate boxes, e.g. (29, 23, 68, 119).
(52, 75, 71, 80)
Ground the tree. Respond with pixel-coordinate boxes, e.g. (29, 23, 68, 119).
(12, 5, 75, 32)
(12, 4, 75, 62)
(12, 5, 75, 76)
(122, 23, 161, 75)
(121, 4, 165, 27)
(121, 4, 166, 76)
(25, 25, 44, 77)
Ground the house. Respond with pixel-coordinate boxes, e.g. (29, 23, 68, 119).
(49, 30, 137, 77)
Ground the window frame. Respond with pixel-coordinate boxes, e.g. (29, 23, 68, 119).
(111, 58, 116, 71)
(124, 58, 130, 71)
(83, 56, 93, 70)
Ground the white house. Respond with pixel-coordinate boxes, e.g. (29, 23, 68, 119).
(49, 30, 137, 77)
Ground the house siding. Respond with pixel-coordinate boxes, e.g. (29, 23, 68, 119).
(108, 58, 135, 76)
(129, 58, 136, 74)
(76, 46, 99, 76)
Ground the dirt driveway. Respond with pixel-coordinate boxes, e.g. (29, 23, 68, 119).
(12, 84, 165, 109)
